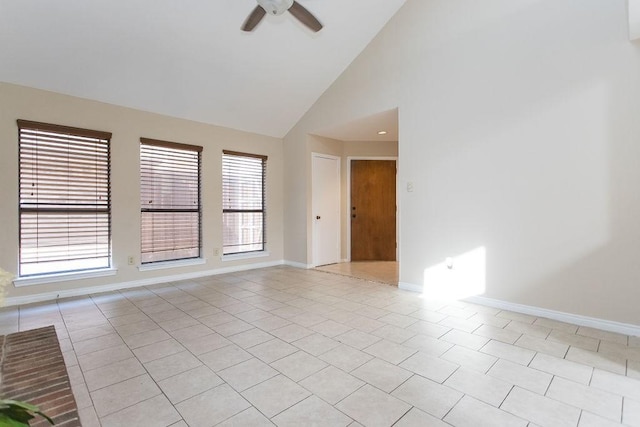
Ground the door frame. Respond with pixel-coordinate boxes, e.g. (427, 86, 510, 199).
(311, 152, 341, 267)
(347, 156, 399, 262)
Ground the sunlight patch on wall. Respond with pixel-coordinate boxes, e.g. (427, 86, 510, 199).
(422, 246, 486, 301)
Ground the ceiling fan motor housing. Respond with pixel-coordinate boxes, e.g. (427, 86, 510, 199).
(257, 0, 294, 15)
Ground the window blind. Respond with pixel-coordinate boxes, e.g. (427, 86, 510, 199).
(222, 150, 267, 255)
(140, 138, 202, 264)
(18, 120, 112, 277)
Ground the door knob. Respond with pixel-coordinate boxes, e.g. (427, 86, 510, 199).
(316, 216, 321, 220)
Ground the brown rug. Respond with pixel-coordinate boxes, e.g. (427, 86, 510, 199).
(0, 325, 80, 426)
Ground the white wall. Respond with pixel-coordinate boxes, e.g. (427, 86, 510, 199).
(0, 83, 284, 302)
(284, 0, 640, 325)
(631, 0, 640, 40)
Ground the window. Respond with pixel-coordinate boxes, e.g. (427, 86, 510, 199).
(18, 120, 112, 277)
(140, 138, 202, 264)
(222, 150, 267, 255)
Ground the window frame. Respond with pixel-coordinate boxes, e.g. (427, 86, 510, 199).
(140, 137, 203, 265)
(222, 150, 267, 256)
(17, 119, 112, 278)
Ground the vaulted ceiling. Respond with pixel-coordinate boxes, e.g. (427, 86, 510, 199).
(0, 0, 407, 138)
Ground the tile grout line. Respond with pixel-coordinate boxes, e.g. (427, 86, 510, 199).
(5, 266, 639, 426)
(83, 298, 185, 425)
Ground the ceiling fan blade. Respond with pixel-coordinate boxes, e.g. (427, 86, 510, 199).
(288, 1, 323, 32)
(242, 5, 266, 32)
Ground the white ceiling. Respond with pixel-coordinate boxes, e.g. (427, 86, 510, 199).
(313, 108, 398, 142)
(0, 0, 406, 138)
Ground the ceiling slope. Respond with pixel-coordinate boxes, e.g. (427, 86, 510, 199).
(0, 0, 407, 137)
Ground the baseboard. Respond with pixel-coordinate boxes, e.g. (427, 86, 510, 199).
(398, 281, 423, 293)
(4, 259, 287, 307)
(466, 295, 640, 337)
(397, 282, 640, 337)
(283, 260, 313, 269)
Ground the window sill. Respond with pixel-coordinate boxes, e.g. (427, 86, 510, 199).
(222, 251, 270, 262)
(138, 258, 206, 272)
(14, 268, 118, 287)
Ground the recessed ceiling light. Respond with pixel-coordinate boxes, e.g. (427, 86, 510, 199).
(377, 130, 387, 135)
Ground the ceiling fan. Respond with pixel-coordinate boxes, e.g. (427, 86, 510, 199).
(242, 0, 323, 32)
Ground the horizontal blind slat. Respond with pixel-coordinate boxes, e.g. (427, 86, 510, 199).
(18, 122, 111, 276)
(222, 153, 266, 255)
(140, 140, 201, 264)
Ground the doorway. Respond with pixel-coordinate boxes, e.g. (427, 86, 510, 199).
(309, 108, 399, 284)
(349, 159, 397, 261)
(312, 153, 340, 266)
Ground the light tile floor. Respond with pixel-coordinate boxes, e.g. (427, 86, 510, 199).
(0, 266, 639, 426)
(316, 261, 399, 286)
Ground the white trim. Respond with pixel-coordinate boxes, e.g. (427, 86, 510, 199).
(138, 258, 206, 271)
(465, 295, 640, 337)
(398, 281, 423, 293)
(284, 260, 313, 269)
(4, 260, 285, 307)
(222, 251, 270, 262)
(311, 152, 341, 267)
(346, 156, 399, 262)
(397, 282, 640, 336)
(13, 268, 118, 287)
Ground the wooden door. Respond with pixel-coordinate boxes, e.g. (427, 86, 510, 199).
(351, 160, 396, 261)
